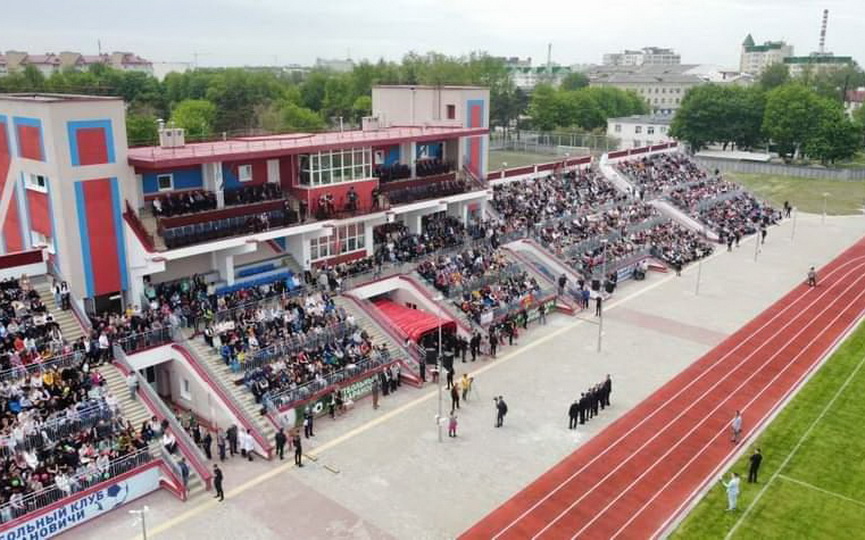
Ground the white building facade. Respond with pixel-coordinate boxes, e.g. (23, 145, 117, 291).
(607, 115, 674, 149)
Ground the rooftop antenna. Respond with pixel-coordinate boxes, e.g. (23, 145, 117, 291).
(98, 39, 102, 56)
(818, 8, 829, 55)
(547, 43, 552, 76)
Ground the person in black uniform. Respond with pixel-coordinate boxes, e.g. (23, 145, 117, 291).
(592, 385, 600, 417)
(213, 464, 224, 501)
(748, 448, 763, 483)
(568, 400, 580, 429)
(495, 396, 508, 427)
(275, 428, 287, 460)
(579, 393, 587, 425)
(470, 332, 481, 361)
(304, 409, 315, 438)
(595, 295, 602, 317)
(603, 375, 612, 407)
(293, 432, 303, 467)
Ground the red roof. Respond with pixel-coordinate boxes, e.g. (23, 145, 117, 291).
(128, 125, 488, 169)
(846, 89, 865, 104)
(372, 299, 455, 342)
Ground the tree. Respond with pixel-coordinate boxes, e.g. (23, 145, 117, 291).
(560, 72, 590, 91)
(126, 113, 159, 146)
(669, 85, 730, 150)
(558, 91, 606, 130)
(803, 100, 862, 164)
(758, 63, 790, 91)
(279, 102, 325, 131)
(762, 84, 824, 159)
(528, 84, 560, 131)
(351, 96, 372, 123)
(170, 99, 217, 139)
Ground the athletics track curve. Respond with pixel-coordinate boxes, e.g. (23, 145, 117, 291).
(462, 236, 865, 540)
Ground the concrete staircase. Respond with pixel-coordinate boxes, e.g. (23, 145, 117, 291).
(405, 272, 484, 336)
(184, 337, 277, 448)
(32, 281, 86, 344)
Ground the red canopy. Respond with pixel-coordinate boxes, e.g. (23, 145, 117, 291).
(372, 299, 456, 342)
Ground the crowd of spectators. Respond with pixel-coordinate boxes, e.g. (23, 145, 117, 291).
(0, 277, 67, 376)
(534, 202, 660, 254)
(373, 214, 468, 265)
(151, 184, 284, 220)
(224, 184, 282, 206)
(492, 169, 628, 233)
(616, 153, 708, 197)
(701, 195, 780, 243)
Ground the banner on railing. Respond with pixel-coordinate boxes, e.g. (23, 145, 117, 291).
(0, 467, 159, 540)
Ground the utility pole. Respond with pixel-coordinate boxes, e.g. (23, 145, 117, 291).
(790, 207, 798, 242)
(598, 239, 607, 353)
(129, 506, 149, 540)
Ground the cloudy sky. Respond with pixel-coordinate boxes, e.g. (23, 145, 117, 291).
(3, 0, 863, 69)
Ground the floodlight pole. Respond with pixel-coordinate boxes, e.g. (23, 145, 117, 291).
(598, 240, 607, 353)
(790, 207, 798, 242)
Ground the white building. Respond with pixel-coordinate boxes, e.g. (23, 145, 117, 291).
(315, 58, 355, 73)
(844, 88, 864, 117)
(607, 114, 674, 149)
(1, 50, 153, 76)
(603, 47, 680, 67)
(784, 54, 855, 78)
(739, 35, 793, 75)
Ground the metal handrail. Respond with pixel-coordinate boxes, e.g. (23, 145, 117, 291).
(262, 348, 396, 412)
(0, 349, 84, 383)
(113, 344, 213, 490)
(0, 399, 116, 458)
(0, 446, 153, 523)
(169, 334, 274, 457)
(233, 321, 355, 373)
(115, 326, 174, 355)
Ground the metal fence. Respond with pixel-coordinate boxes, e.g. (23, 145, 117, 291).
(262, 348, 395, 412)
(115, 326, 174, 354)
(490, 131, 618, 155)
(694, 156, 865, 181)
(0, 349, 85, 383)
(0, 399, 116, 458)
(0, 447, 153, 524)
(233, 321, 356, 373)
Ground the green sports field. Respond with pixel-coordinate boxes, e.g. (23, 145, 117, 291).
(671, 321, 865, 539)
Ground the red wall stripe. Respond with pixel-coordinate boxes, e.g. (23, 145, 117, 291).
(469, 105, 481, 174)
(76, 127, 109, 165)
(17, 125, 43, 161)
(83, 179, 122, 295)
(0, 122, 10, 218)
(26, 190, 51, 237)
(3, 190, 23, 253)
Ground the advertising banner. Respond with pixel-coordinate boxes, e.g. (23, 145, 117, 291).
(0, 467, 160, 540)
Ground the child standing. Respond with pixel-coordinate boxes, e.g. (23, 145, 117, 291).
(448, 413, 458, 438)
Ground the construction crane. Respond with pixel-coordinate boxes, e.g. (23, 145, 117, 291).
(818, 9, 829, 56)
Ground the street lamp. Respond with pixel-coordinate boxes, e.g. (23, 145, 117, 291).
(790, 207, 798, 241)
(433, 295, 445, 443)
(598, 239, 608, 353)
(129, 506, 149, 540)
(822, 193, 830, 225)
(695, 224, 706, 295)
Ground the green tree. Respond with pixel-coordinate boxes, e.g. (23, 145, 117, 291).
(762, 84, 824, 159)
(669, 85, 728, 150)
(279, 102, 325, 131)
(558, 91, 606, 130)
(560, 72, 590, 91)
(758, 63, 790, 91)
(125, 113, 159, 146)
(528, 84, 560, 131)
(170, 99, 217, 139)
(351, 95, 372, 122)
(803, 100, 862, 164)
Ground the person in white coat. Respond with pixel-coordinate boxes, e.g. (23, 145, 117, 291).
(720, 472, 741, 511)
(240, 429, 255, 462)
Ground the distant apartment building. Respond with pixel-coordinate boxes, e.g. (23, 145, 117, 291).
(783, 54, 855, 78)
(606, 114, 674, 149)
(0, 50, 153, 76)
(739, 35, 793, 75)
(499, 58, 573, 90)
(314, 58, 355, 73)
(602, 47, 680, 67)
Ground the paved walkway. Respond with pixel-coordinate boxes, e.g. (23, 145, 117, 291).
(64, 213, 865, 540)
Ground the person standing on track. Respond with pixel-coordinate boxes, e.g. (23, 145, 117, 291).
(720, 472, 741, 511)
(748, 448, 763, 483)
(807, 266, 818, 287)
(731, 411, 743, 444)
(494, 396, 508, 427)
(603, 374, 612, 407)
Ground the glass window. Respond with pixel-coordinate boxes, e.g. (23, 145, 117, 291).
(156, 174, 173, 191)
(614, 124, 622, 133)
(446, 104, 456, 119)
(635, 126, 642, 134)
(647, 126, 655, 135)
(238, 164, 253, 182)
(299, 148, 372, 187)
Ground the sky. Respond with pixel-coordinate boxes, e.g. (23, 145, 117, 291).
(3, 0, 864, 69)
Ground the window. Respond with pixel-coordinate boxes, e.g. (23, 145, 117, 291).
(181, 378, 191, 400)
(660, 126, 667, 134)
(614, 124, 622, 133)
(30, 231, 54, 253)
(446, 104, 456, 119)
(647, 126, 655, 135)
(633, 140, 641, 148)
(634, 126, 643, 134)
(310, 223, 366, 261)
(299, 148, 372, 187)
(238, 164, 253, 182)
(156, 174, 173, 192)
(26, 174, 48, 192)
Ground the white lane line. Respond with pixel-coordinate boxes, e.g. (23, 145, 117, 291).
(553, 268, 865, 539)
(777, 475, 865, 509)
(724, 347, 865, 539)
(488, 255, 865, 539)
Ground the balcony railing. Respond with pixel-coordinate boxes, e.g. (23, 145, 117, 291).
(262, 348, 395, 412)
(0, 399, 116, 458)
(114, 326, 174, 355)
(0, 349, 85, 383)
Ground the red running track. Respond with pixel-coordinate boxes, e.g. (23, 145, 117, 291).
(462, 237, 865, 540)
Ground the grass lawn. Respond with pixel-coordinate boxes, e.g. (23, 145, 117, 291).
(488, 150, 560, 170)
(671, 321, 865, 539)
(728, 172, 865, 216)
